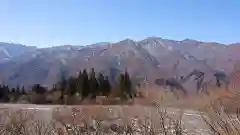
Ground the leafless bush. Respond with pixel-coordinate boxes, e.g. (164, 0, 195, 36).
(0, 104, 190, 135)
(2, 92, 240, 135)
(52, 107, 102, 134)
(2, 109, 37, 135)
(200, 95, 240, 135)
(0, 109, 61, 135)
(151, 102, 186, 135)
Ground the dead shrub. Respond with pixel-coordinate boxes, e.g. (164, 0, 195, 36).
(200, 94, 240, 135)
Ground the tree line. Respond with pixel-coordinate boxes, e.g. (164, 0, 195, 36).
(0, 68, 137, 104)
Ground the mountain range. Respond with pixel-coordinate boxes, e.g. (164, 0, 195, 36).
(0, 37, 239, 93)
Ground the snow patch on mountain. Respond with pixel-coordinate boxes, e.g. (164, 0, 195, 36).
(60, 59, 67, 65)
(156, 39, 166, 48)
(0, 47, 11, 58)
(167, 46, 173, 50)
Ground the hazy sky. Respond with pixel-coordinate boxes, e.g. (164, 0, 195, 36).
(0, 0, 240, 47)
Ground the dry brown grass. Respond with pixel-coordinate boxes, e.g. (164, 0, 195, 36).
(199, 96, 240, 135)
(0, 99, 238, 134)
(138, 84, 240, 111)
(0, 103, 189, 135)
(0, 84, 239, 134)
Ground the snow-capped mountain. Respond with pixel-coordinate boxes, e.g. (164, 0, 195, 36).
(0, 37, 239, 91)
(0, 42, 37, 62)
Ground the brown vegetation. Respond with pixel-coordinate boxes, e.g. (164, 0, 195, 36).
(0, 104, 188, 135)
(0, 85, 239, 134)
(0, 63, 239, 134)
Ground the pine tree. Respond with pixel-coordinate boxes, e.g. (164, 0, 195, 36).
(31, 84, 47, 104)
(32, 84, 46, 94)
(21, 86, 26, 95)
(0, 85, 6, 100)
(76, 70, 83, 94)
(10, 85, 21, 102)
(11, 88, 16, 101)
(78, 70, 82, 78)
(0, 85, 10, 102)
(89, 68, 99, 99)
(0, 85, 3, 99)
(81, 68, 89, 99)
(4, 85, 10, 94)
(11, 88, 16, 94)
(67, 77, 77, 96)
(124, 70, 133, 98)
(97, 72, 105, 95)
(51, 84, 57, 92)
(103, 76, 111, 96)
(59, 72, 67, 100)
(117, 70, 134, 99)
(118, 73, 126, 98)
(16, 85, 21, 96)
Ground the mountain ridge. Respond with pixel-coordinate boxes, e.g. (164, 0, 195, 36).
(0, 37, 239, 93)
(1, 36, 239, 50)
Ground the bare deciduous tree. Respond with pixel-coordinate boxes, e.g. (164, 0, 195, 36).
(155, 60, 187, 100)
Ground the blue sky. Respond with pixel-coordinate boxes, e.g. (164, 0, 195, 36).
(0, 0, 240, 47)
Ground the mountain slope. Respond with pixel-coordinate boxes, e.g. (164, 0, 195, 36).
(0, 42, 37, 62)
(0, 37, 239, 92)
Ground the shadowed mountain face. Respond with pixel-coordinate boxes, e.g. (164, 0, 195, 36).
(0, 37, 239, 91)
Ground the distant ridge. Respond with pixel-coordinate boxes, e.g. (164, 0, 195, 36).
(0, 37, 238, 90)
